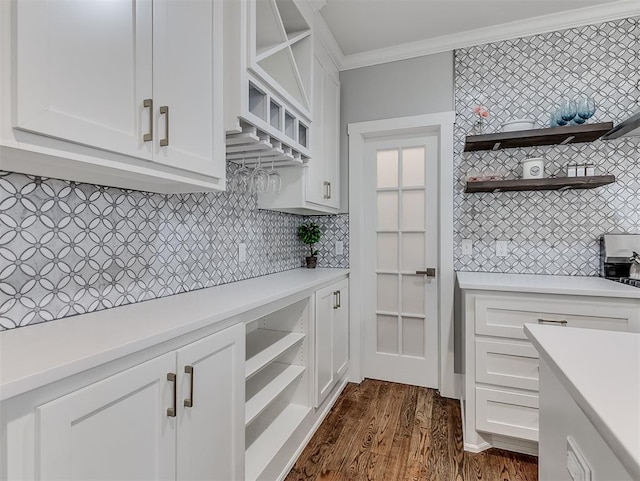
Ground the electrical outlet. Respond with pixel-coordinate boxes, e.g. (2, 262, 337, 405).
(238, 243, 247, 263)
(495, 240, 509, 257)
(335, 240, 344, 256)
(461, 239, 473, 256)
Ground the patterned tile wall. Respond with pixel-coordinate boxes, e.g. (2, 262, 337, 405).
(454, 17, 640, 275)
(0, 165, 349, 330)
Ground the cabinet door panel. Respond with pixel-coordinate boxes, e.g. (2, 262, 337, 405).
(323, 69, 340, 209)
(153, 0, 224, 178)
(16, 0, 152, 160)
(306, 53, 327, 206)
(176, 323, 245, 481)
(333, 282, 349, 380)
(36, 353, 175, 481)
(315, 284, 335, 407)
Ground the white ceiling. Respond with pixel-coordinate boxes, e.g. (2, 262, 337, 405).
(318, 0, 637, 69)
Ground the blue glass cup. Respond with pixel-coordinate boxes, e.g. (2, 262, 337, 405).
(576, 96, 596, 123)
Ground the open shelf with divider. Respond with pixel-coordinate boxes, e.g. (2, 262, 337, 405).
(244, 298, 311, 481)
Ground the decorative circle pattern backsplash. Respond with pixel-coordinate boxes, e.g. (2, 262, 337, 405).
(454, 17, 640, 275)
(0, 164, 349, 330)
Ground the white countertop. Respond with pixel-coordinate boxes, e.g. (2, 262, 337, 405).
(525, 324, 640, 479)
(0, 268, 348, 402)
(457, 271, 640, 298)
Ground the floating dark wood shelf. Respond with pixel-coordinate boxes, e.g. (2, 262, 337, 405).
(465, 175, 616, 193)
(464, 122, 614, 152)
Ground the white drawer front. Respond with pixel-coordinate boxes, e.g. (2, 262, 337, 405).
(476, 387, 539, 441)
(475, 295, 634, 339)
(476, 339, 539, 391)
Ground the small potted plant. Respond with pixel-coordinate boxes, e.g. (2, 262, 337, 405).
(298, 222, 322, 268)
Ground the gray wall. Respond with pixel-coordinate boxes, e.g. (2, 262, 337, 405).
(339, 52, 455, 211)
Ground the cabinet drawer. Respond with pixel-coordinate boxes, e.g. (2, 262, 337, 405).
(476, 339, 539, 391)
(475, 295, 634, 339)
(476, 387, 539, 441)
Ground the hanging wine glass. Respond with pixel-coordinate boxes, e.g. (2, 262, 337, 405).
(267, 158, 281, 195)
(250, 155, 269, 195)
(235, 154, 251, 194)
(576, 96, 596, 124)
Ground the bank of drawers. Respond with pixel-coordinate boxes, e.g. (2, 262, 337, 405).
(471, 293, 638, 442)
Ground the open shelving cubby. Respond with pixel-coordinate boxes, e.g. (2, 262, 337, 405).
(244, 299, 311, 481)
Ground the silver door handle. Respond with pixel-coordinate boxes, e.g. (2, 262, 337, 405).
(143, 98, 153, 141)
(324, 181, 330, 199)
(184, 365, 194, 408)
(167, 372, 177, 417)
(416, 268, 436, 277)
(160, 106, 169, 147)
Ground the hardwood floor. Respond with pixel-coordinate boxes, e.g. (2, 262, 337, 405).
(285, 379, 538, 481)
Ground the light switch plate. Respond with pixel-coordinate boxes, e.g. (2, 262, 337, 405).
(495, 240, 509, 257)
(461, 239, 473, 256)
(238, 243, 247, 263)
(335, 240, 344, 256)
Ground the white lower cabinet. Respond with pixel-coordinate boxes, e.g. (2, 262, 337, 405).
(35, 323, 245, 481)
(1, 273, 350, 481)
(37, 353, 177, 481)
(461, 289, 640, 455)
(315, 279, 349, 407)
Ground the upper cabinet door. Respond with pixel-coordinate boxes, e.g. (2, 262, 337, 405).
(153, 0, 225, 179)
(15, 0, 153, 160)
(323, 68, 340, 209)
(36, 352, 176, 481)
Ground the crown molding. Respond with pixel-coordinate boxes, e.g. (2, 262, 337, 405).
(339, 0, 640, 71)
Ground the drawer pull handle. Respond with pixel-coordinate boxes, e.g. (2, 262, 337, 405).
(184, 365, 194, 408)
(538, 318, 568, 325)
(167, 372, 177, 417)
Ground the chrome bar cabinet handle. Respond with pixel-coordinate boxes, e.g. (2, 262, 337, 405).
(538, 318, 568, 325)
(160, 106, 169, 147)
(184, 365, 194, 408)
(143, 98, 153, 142)
(167, 372, 177, 417)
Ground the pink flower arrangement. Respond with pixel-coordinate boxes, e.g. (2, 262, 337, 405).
(473, 105, 489, 119)
(472, 105, 489, 134)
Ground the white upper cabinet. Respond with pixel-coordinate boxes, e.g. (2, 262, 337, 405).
(15, 0, 153, 161)
(223, 0, 313, 168)
(152, 0, 224, 179)
(258, 35, 341, 214)
(1, 0, 225, 193)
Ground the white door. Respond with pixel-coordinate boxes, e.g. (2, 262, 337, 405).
(15, 0, 153, 160)
(36, 353, 176, 481)
(176, 323, 245, 481)
(364, 135, 439, 387)
(153, 0, 224, 178)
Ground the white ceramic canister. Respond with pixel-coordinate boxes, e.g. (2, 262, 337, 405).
(522, 157, 545, 179)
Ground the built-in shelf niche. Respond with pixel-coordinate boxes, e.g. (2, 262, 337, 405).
(244, 298, 310, 481)
(269, 100, 281, 130)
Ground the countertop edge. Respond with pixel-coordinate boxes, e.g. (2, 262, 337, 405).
(456, 272, 640, 299)
(0, 268, 349, 402)
(524, 324, 640, 480)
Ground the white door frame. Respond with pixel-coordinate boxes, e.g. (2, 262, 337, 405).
(348, 111, 458, 399)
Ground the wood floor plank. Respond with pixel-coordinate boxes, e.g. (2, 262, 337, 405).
(285, 380, 538, 481)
